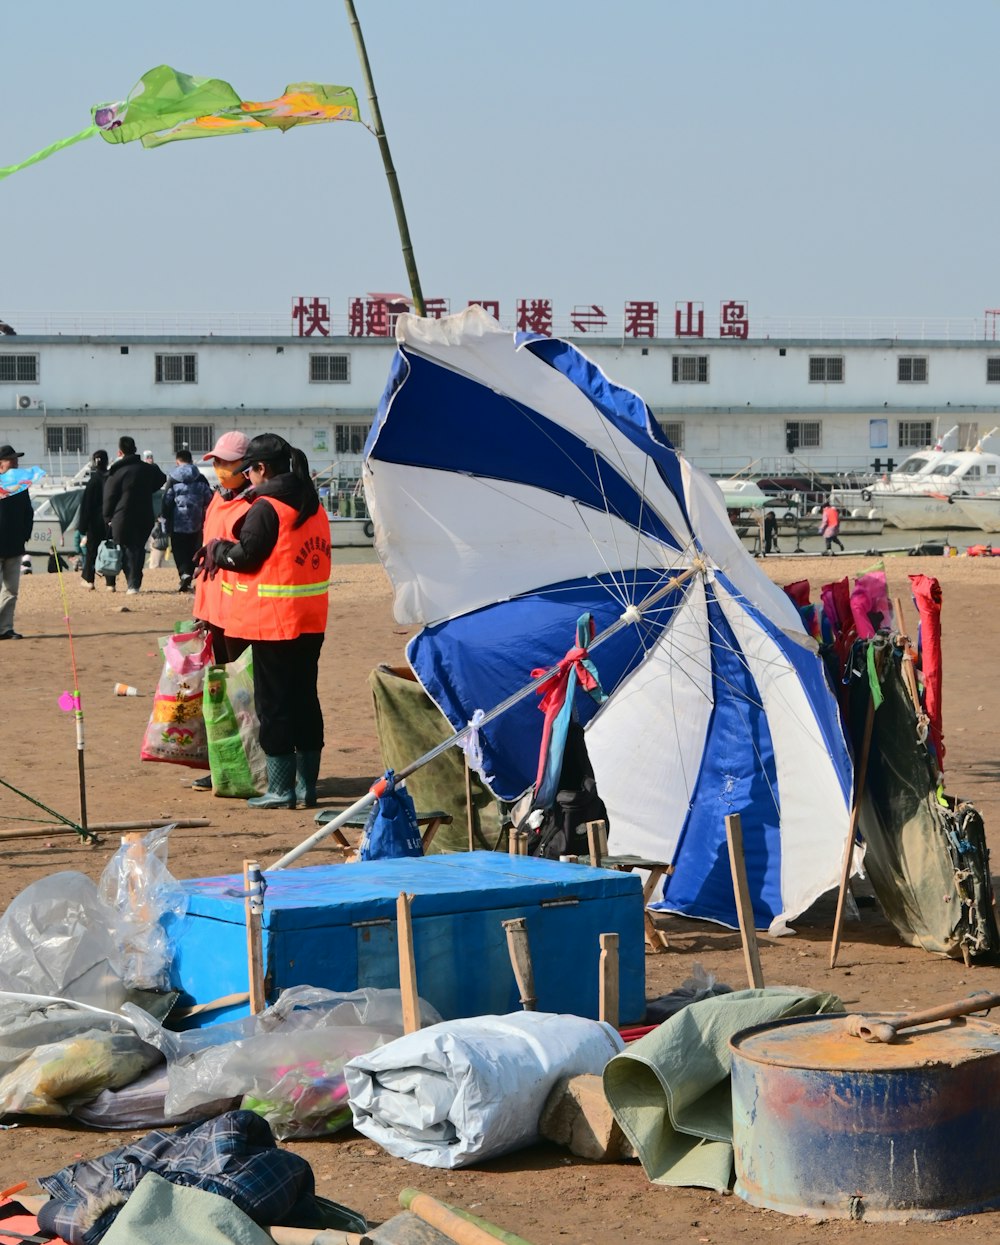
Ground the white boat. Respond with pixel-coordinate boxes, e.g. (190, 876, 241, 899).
(829, 426, 961, 519)
(869, 429, 1000, 529)
(951, 489, 1000, 533)
(328, 515, 374, 547)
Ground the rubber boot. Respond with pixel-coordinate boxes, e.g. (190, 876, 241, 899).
(295, 749, 323, 809)
(247, 754, 296, 809)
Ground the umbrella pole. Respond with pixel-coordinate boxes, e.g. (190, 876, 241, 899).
(268, 562, 705, 871)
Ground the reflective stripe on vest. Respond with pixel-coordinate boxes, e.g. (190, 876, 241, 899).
(257, 580, 330, 599)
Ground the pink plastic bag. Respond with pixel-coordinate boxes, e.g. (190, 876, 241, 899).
(140, 630, 213, 768)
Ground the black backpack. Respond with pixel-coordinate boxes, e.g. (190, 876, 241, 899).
(519, 720, 608, 859)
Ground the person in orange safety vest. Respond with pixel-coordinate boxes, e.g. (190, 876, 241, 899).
(199, 433, 330, 810)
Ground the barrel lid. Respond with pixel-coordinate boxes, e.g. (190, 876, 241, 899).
(730, 1012, 1000, 1072)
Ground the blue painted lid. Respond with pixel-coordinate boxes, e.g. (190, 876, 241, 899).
(180, 850, 642, 931)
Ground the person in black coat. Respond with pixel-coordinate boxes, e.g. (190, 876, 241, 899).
(102, 435, 166, 594)
(0, 443, 35, 640)
(78, 449, 115, 591)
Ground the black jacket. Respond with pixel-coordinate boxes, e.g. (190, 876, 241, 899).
(103, 454, 167, 546)
(0, 488, 33, 558)
(78, 467, 108, 539)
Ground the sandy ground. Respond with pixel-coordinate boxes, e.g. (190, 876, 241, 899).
(2, 552, 1000, 1244)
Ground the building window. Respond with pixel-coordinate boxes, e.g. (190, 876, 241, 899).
(898, 420, 934, 448)
(0, 354, 38, 383)
(334, 421, 371, 455)
(808, 356, 844, 383)
(657, 420, 684, 450)
(172, 425, 215, 455)
(155, 353, 198, 384)
(310, 354, 350, 383)
(671, 355, 708, 383)
(45, 425, 88, 455)
(897, 356, 927, 383)
(785, 420, 822, 452)
(988, 358, 1000, 383)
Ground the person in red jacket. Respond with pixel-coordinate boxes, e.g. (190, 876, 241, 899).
(821, 499, 845, 554)
(201, 433, 331, 809)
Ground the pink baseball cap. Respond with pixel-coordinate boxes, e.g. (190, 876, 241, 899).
(203, 430, 250, 463)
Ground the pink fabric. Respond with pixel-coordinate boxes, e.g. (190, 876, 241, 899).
(909, 574, 944, 767)
(849, 570, 893, 639)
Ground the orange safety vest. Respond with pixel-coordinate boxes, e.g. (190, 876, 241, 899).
(822, 505, 839, 530)
(227, 497, 331, 641)
(194, 490, 252, 630)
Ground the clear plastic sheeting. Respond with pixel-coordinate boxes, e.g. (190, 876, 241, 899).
(0, 996, 158, 1117)
(345, 1011, 625, 1168)
(0, 872, 127, 1009)
(0, 1028, 157, 1115)
(125, 985, 443, 1141)
(98, 825, 188, 991)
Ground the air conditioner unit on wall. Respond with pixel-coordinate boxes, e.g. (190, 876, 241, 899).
(15, 394, 41, 410)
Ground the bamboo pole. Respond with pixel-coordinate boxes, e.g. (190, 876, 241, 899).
(343, 0, 425, 315)
(0, 818, 211, 842)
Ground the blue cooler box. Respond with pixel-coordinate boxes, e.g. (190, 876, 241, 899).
(170, 851, 646, 1025)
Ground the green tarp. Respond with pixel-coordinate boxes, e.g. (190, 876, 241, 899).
(368, 664, 503, 853)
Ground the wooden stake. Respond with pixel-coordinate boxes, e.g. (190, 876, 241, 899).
(724, 814, 765, 989)
(599, 932, 619, 1028)
(586, 820, 607, 867)
(829, 689, 878, 969)
(243, 859, 266, 1014)
(502, 916, 537, 1010)
(397, 891, 420, 1034)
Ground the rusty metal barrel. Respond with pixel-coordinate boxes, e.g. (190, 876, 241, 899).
(730, 1012, 1000, 1222)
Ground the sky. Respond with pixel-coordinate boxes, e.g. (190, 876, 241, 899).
(3, 0, 1000, 328)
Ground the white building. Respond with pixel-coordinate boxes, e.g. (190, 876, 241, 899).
(4, 320, 1000, 483)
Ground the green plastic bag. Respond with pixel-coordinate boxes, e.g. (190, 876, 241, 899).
(203, 650, 266, 797)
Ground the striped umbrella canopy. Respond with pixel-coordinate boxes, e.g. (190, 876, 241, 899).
(363, 306, 853, 933)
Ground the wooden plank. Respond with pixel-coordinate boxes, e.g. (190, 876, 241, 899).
(724, 814, 765, 989)
(599, 932, 619, 1028)
(397, 891, 421, 1034)
(243, 859, 266, 1014)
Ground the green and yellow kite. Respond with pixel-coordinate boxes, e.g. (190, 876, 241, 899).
(0, 64, 360, 180)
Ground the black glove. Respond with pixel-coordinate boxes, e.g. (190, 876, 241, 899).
(193, 538, 223, 581)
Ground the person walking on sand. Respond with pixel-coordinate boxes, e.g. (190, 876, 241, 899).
(161, 448, 213, 593)
(0, 444, 34, 640)
(822, 499, 845, 554)
(199, 433, 330, 810)
(763, 509, 779, 555)
(102, 435, 166, 594)
(189, 430, 253, 791)
(79, 449, 116, 591)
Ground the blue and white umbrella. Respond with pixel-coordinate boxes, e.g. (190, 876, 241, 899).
(363, 306, 852, 933)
